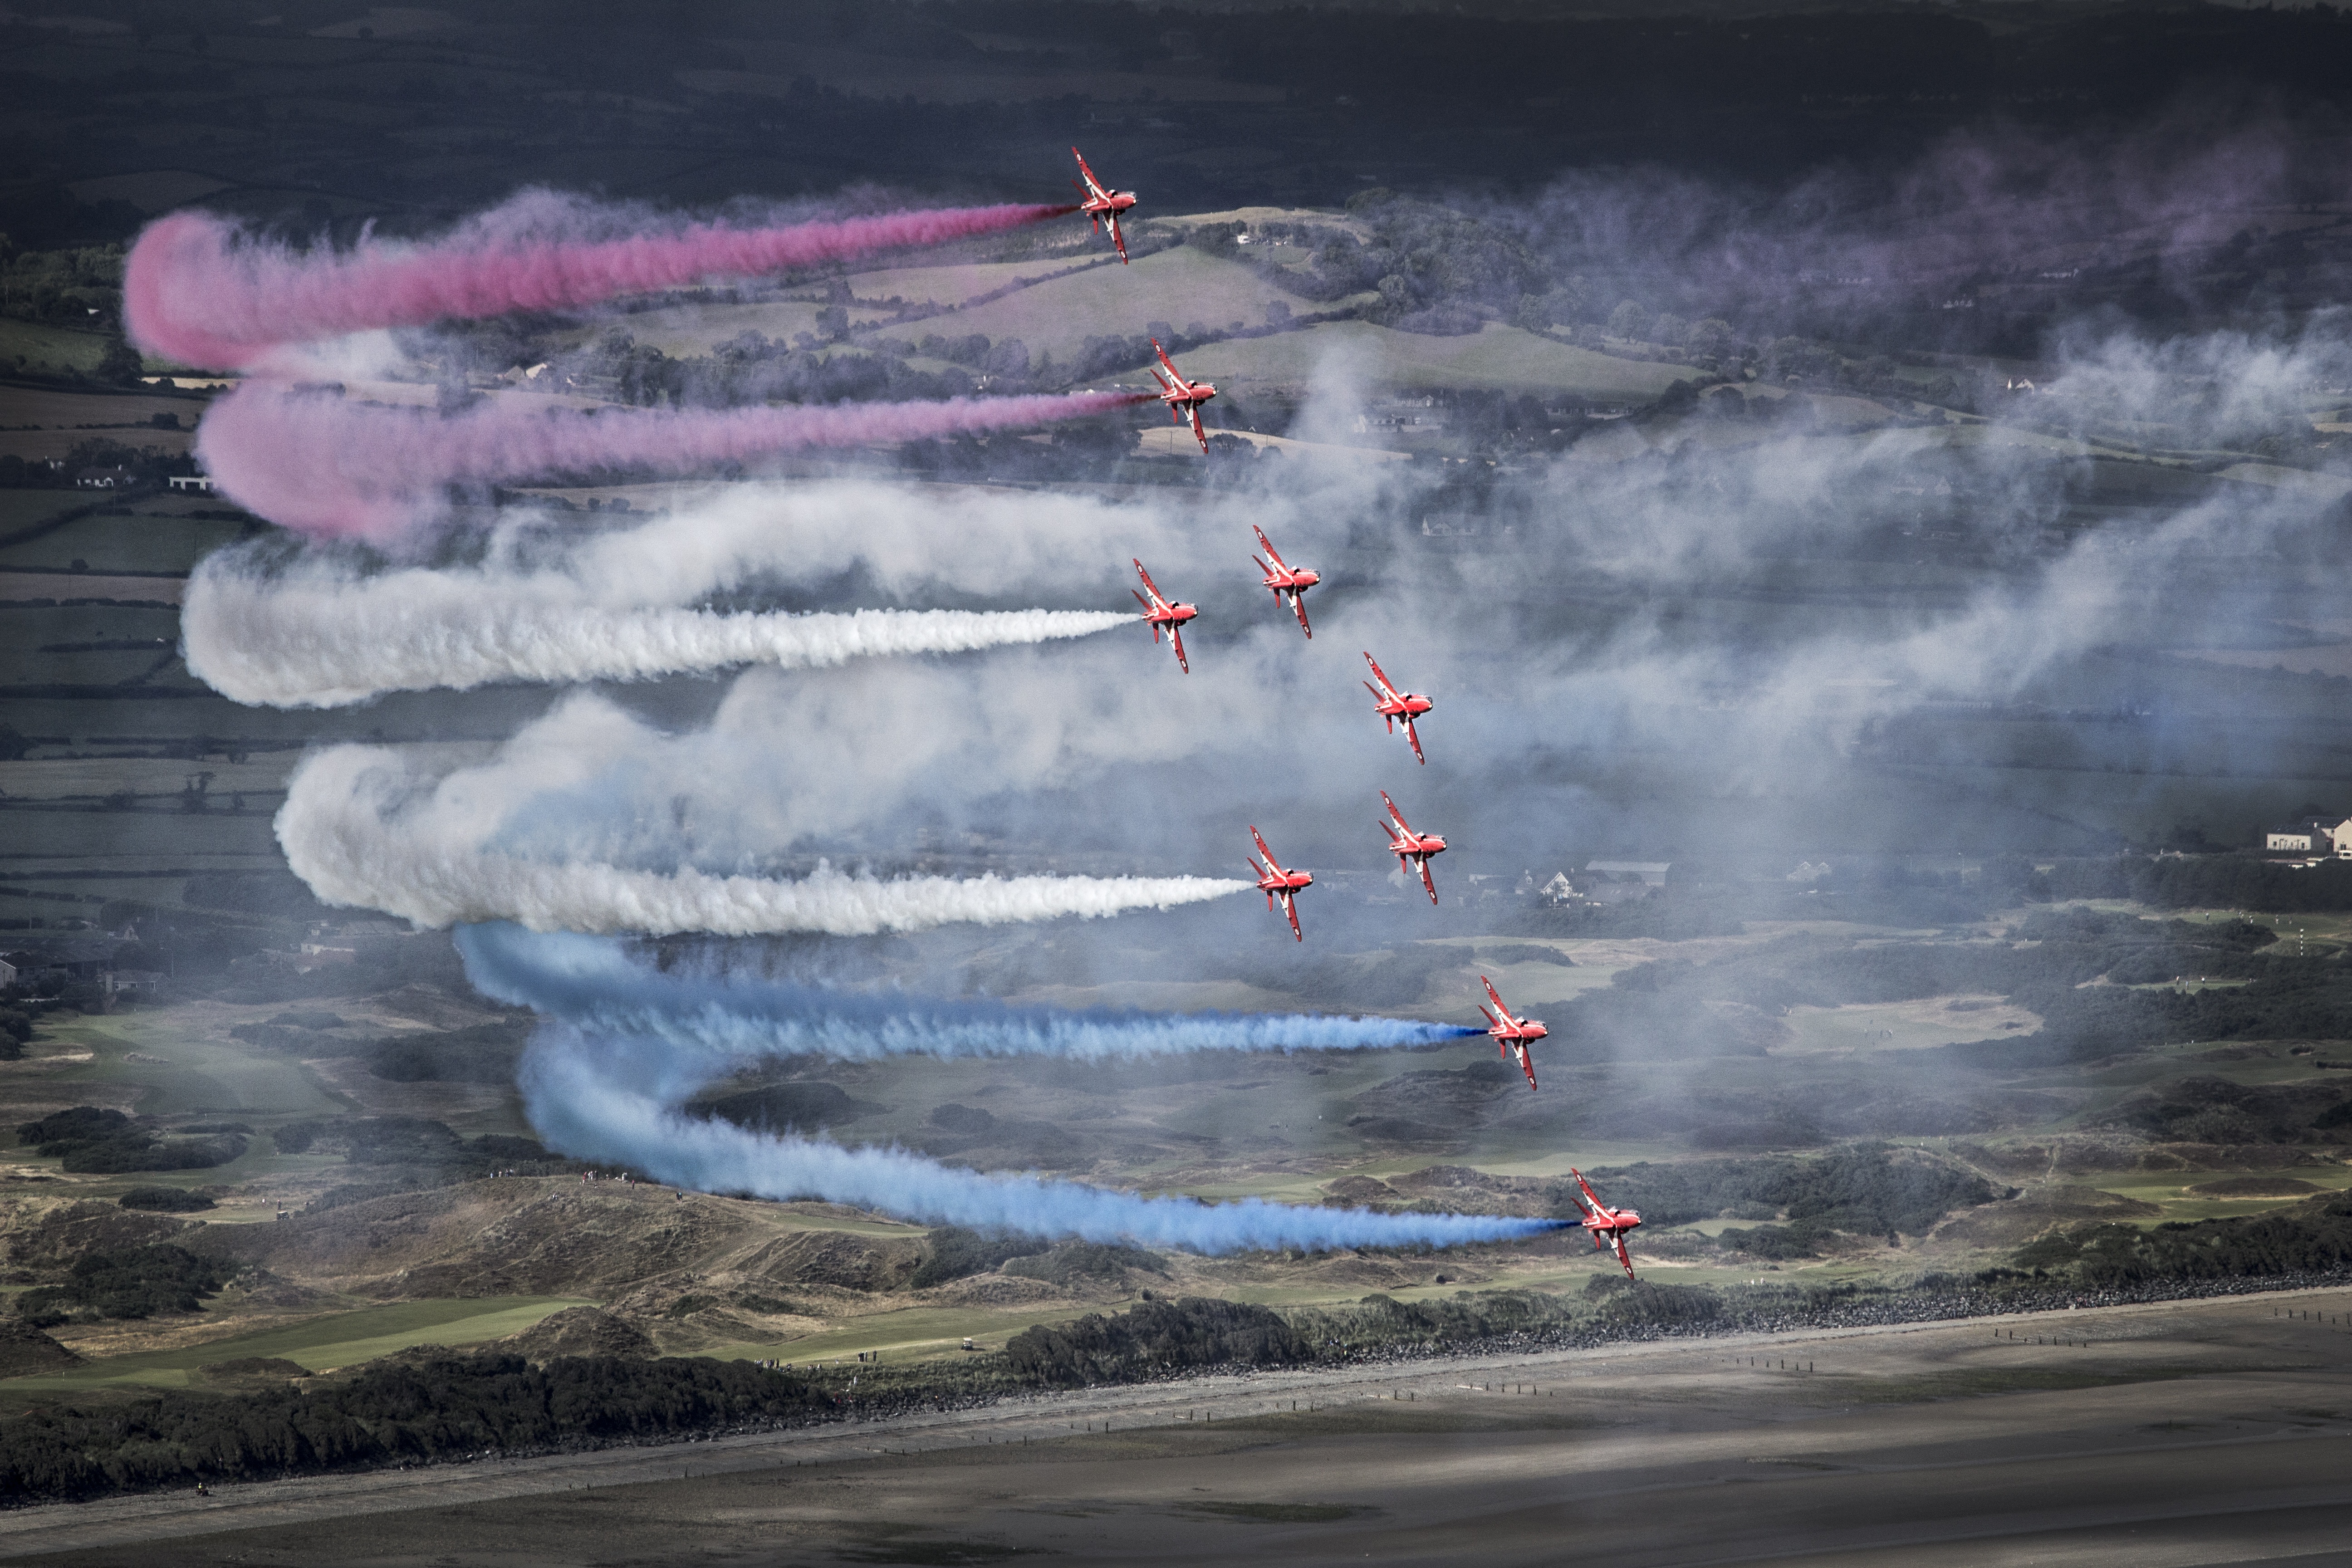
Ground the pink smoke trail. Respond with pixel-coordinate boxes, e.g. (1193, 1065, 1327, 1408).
(125, 199, 1082, 371)
(196, 384, 1154, 541)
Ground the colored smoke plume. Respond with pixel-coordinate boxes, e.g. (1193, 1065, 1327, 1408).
(277, 744, 1246, 936)
(124, 198, 1078, 370)
(197, 383, 1152, 541)
(524, 1029, 1559, 1254)
(457, 922, 1484, 1061)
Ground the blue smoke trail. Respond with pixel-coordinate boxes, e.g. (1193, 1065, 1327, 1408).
(523, 1027, 1563, 1254)
(457, 921, 1484, 1061)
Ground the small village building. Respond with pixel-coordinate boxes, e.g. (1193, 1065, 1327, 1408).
(2264, 817, 2352, 857)
(74, 466, 136, 490)
(167, 474, 215, 494)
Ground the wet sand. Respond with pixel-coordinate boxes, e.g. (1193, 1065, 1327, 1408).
(8, 1289, 2352, 1566)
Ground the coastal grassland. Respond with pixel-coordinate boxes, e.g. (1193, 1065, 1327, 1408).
(0, 1297, 593, 1397)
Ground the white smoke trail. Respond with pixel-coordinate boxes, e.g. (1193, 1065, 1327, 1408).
(279, 744, 1245, 936)
(181, 480, 1186, 707)
(456, 923, 1483, 1059)
(524, 1029, 1558, 1254)
(189, 583, 1127, 708)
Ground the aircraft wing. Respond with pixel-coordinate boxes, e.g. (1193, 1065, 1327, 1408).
(1402, 715, 1426, 764)
(1281, 889, 1303, 941)
(1291, 593, 1312, 638)
(1250, 826, 1277, 865)
(1482, 976, 1509, 1014)
(1612, 1232, 1636, 1279)
(1381, 791, 1410, 833)
(1132, 559, 1166, 606)
(1107, 209, 1127, 263)
(1168, 622, 1189, 673)
(1152, 337, 1181, 377)
(1417, 858, 1439, 904)
(1072, 147, 1107, 199)
(1186, 402, 1206, 451)
(1571, 1167, 1608, 1212)
(1519, 1048, 1539, 1092)
(1363, 653, 1397, 698)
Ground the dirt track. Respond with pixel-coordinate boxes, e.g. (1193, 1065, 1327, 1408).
(6, 1288, 2352, 1565)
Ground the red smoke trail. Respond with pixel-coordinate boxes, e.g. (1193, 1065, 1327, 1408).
(126, 200, 1082, 371)
(196, 385, 1154, 541)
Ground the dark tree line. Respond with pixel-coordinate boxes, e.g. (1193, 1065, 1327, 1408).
(0, 1352, 828, 1506)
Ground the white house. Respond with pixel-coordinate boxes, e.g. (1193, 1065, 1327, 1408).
(2265, 817, 2352, 856)
(167, 474, 215, 494)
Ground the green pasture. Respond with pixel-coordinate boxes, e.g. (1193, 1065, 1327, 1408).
(0, 754, 294, 800)
(0, 491, 101, 538)
(843, 257, 1113, 310)
(2074, 1166, 2352, 1227)
(700, 1302, 1094, 1366)
(590, 298, 837, 356)
(15, 1011, 357, 1125)
(0, 508, 244, 573)
(0, 601, 178, 651)
(914, 246, 1323, 363)
(0, 1297, 593, 1394)
(0, 807, 281, 862)
(0, 320, 116, 376)
(1166, 321, 1699, 399)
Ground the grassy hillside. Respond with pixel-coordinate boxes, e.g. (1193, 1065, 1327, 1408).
(896, 245, 1326, 363)
(1162, 321, 1697, 400)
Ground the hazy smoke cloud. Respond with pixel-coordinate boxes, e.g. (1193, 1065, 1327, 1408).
(524, 1028, 1556, 1253)
(277, 741, 1244, 936)
(457, 922, 1481, 1059)
(197, 383, 1149, 541)
(124, 195, 1078, 370)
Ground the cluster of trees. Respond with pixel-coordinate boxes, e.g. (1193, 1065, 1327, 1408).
(0, 436, 195, 490)
(2045, 854, 2352, 914)
(271, 1115, 555, 1176)
(15, 1107, 245, 1174)
(365, 1021, 530, 1085)
(2016, 1196, 2352, 1288)
(1585, 1146, 1998, 1253)
(1003, 1296, 1307, 1387)
(117, 1185, 214, 1213)
(0, 1352, 827, 1505)
(17, 1244, 231, 1325)
(1001, 1241, 1168, 1289)
(0, 241, 122, 323)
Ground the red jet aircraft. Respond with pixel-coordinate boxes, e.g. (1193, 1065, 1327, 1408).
(1477, 975, 1546, 1091)
(1251, 525, 1319, 638)
(1149, 339, 1217, 453)
(1131, 558, 1198, 673)
(1248, 827, 1314, 941)
(1380, 791, 1447, 904)
(1362, 652, 1434, 764)
(1568, 1167, 1644, 1279)
(1070, 147, 1137, 263)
